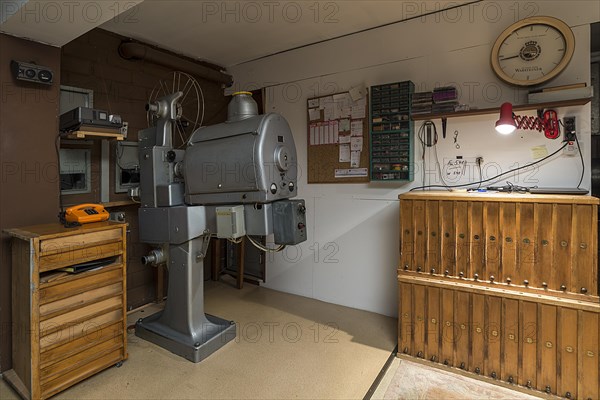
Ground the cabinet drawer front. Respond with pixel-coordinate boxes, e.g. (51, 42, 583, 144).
(40, 228, 122, 255)
(40, 282, 122, 320)
(40, 321, 123, 368)
(40, 309, 123, 350)
(39, 242, 122, 272)
(41, 348, 123, 399)
(40, 296, 122, 335)
(40, 336, 123, 384)
(40, 265, 122, 303)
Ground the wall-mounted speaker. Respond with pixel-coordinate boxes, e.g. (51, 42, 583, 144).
(10, 60, 53, 85)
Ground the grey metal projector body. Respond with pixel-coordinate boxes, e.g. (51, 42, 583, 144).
(135, 91, 306, 363)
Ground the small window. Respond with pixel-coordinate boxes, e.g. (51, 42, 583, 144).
(59, 85, 93, 114)
(60, 148, 91, 194)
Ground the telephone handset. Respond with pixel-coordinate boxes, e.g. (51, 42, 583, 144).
(64, 203, 109, 224)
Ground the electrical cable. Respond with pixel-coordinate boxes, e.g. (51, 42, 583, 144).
(433, 143, 451, 191)
(55, 133, 63, 214)
(558, 119, 585, 189)
(575, 131, 584, 189)
(246, 235, 286, 253)
(417, 121, 440, 190)
(410, 141, 569, 191)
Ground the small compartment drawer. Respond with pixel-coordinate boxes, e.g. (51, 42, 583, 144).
(40, 336, 123, 385)
(40, 282, 122, 319)
(39, 228, 122, 255)
(39, 242, 122, 272)
(39, 264, 122, 303)
(41, 348, 123, 399)
(40, 321, 123, 368)
(40, 296, 122, 336)
(40, 309, 123, 350)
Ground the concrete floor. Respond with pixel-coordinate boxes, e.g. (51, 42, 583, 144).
(1, 279, 397, 399)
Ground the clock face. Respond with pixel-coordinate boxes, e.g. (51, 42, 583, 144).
(491, 17, 575, 86)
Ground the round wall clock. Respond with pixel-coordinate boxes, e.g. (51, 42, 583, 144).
(490, 16, 575, 86)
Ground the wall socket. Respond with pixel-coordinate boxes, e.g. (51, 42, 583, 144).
(563, 116, 576, 142)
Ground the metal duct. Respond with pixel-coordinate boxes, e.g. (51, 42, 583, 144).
(118, 42, 233, 87)
(227, 91, 258, 122)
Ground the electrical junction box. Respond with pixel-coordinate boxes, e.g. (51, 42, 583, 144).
(216, 205, 246, 239)
(272, 199, 307, 245)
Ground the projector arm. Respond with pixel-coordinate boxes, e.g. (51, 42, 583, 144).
(146, 91, 182, 148)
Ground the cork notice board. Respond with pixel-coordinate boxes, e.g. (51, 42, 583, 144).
(306, 90, 370, 183)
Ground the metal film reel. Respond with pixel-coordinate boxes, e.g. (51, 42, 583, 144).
(147, 71, 204, 147)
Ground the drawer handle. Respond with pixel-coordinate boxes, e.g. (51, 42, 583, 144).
(561, 240, 568, 247)
(431, 318, 437, 324)
(566, 346, 574, 353)
(542, 239, 549, 246)
(460, 324, 466, 330)
(580, 242, 587, 249)
(526, 337, 533, 344)
(445, 321, 451, 327)
(491, 330, 498, 337)
(476, 327, 482, 334)
(403, 313, 409, 318)
(508, 333, 515, 341)
(545, 341, 553, 349)
(587, 351, 595, 357)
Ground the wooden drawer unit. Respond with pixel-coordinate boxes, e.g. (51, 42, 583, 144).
(399, 192, 599, 299)
(398, 192, 600, 399)
(3, 222, 128, 400)
(398, 276, 600, 399)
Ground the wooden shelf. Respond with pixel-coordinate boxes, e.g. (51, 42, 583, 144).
(63, 200, 138, 208)
(412, 97, 592, 121)
(102, 200, 139, 207)
(63, 130, 125, 140)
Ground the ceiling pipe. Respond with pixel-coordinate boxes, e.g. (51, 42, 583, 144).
(118, 41, 233, 87)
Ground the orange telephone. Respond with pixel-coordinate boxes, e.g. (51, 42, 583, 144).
(64, 203, 109, 224)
